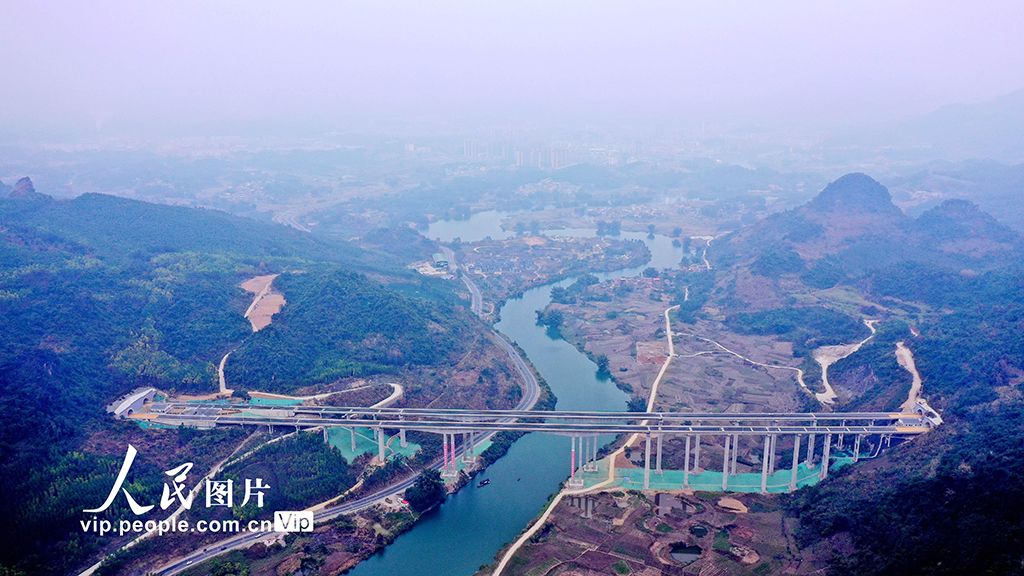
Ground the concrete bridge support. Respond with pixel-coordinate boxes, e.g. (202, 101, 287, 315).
(761, 435, 770, 493)
(584, 434, 599, 472)
(806, 432, 816, 470)
(643, 433, 652, 490)
(790, 434, 802, 491)
(683, 435, 691, 488)
(853, 434, 862, 463)
(400, 428, 407, 448)
(350, 427, 357, 452)
(768, 434, 777, 474)
(731, 433, 739, 476)
(441, 433, 458, 479)
(377, 428, 386, 462)
(721, 435, 731, 491)
(693, 434, 701, 474)
(462, 432, 476, 464)
(819, 434, 832, 480)
(655, 431, 664, 475)
(568, 436, 585, 488)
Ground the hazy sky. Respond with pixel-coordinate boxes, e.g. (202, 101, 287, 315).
(2, 1, 1022, 135)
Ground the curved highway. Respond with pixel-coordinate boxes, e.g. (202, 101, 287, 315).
(155, 244, 540, 575)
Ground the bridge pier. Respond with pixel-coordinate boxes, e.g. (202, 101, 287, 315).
(806, 432, 816, 470)
(323, 427, 329, 443)
(655, 431, 663, 475)
(853, 434, 861, 463)
(569, 436, 584, 488)
(584, 434, 599, 472)
(441, 433, 458, 478)
(350, 427, 356, 452)
(721, 435, 730, 491)
(768, 434, 777, 475)
(400, 428, 407, 448)
(838, 421, 846, 450)
(581, 434, 597, 472)
(376, 428, 386, 462)
(693, 434, 701, 474)
(819, 434, 832, 480)
(462, 432, 475, 464)
(731, 433, 739, 476)
(761, 435, 770, 493)
(790, 434, 801, 491)
(642, 433, 653, 490)
(683, 435, 691, 488)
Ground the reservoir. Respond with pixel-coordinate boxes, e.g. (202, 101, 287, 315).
(347, 222, 682, 576)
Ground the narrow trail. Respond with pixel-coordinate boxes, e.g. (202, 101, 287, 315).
(896, 341, 923, 413)
(688, 233, 720, 268)
(813, 319, 877, 405)
(218, 351, 232, 396)
(683, 332, 807, 390)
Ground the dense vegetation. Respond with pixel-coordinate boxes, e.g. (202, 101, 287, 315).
(791, 261, 1024, 575)
(227, 270, 473, 393)
(0, 190, 474, 575)
(404, 470, 447, 513)
(218, 432, 357, 523)
(726, 306, 869, 356)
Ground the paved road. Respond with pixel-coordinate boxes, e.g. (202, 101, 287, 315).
(154, 244, 540, 575)
(158, 470, 427, 575)
(439, 245, 483, 316)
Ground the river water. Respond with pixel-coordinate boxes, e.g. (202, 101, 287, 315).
(347, 215, 682, 576)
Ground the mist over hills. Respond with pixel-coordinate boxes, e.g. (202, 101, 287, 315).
(720, 173, 1020, 267)
(890, 88, 1024, 162)
(710, 172, 1022, 312)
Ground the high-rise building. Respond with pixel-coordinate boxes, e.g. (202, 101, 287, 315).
(464, 139, 478, 157)
(550, 149, 568, 169)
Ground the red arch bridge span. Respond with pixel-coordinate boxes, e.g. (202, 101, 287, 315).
(131, 404, 932, 493)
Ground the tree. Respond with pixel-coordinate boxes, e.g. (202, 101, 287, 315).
(595, 354, 610, 374)
(405, 469, 446, 513)
(529, 220, 540, 235)
(540, 309, 564, 328)
(643, 267, 659, 278)
(627, 397, 647, 412)
(550, 286, 569, 304)
(647, 224, 656, 235)
(672, 227, 682, 237)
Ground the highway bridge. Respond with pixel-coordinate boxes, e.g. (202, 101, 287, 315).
(132, 402, 931, 493)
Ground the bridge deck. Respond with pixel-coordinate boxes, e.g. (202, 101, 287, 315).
(135, 402, 928, 436)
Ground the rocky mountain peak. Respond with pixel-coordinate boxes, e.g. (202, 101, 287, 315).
(807, 173, 904, 217)
(9, 177, 36, 198)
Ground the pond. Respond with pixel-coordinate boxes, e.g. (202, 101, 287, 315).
(669, 543, 703, 564)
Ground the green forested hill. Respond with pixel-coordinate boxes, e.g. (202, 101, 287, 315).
(227, 270, 473, 393)
(0, 188, 468, 575)
(791, 263, 1024, 575)
(2, 192, 378, 267)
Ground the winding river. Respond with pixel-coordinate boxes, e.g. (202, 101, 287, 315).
(345, 215, 682, 576)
